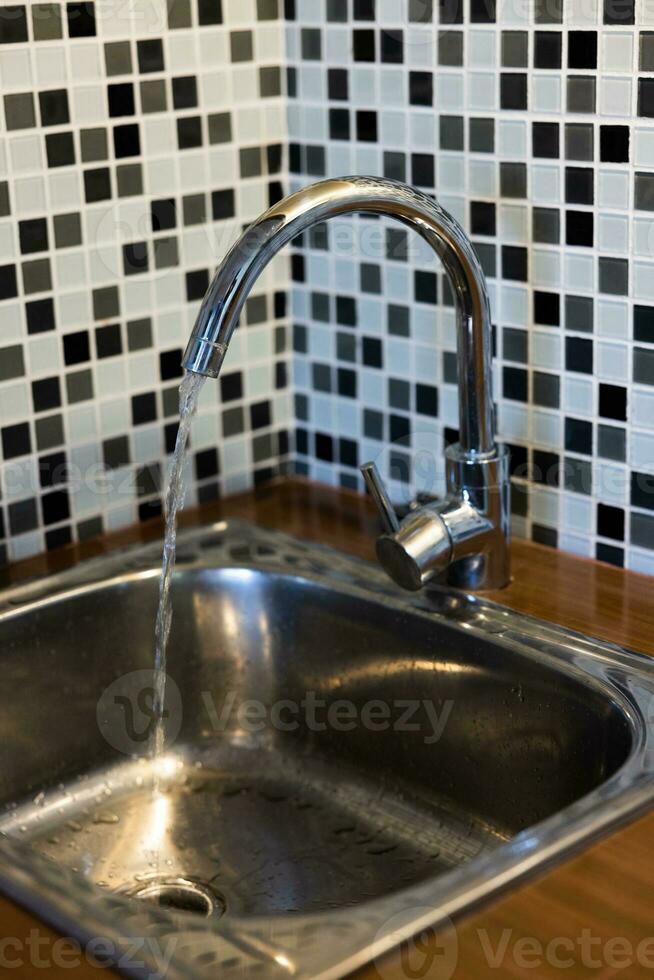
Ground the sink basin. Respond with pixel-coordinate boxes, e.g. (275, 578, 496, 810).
(0, 519, 653, 978)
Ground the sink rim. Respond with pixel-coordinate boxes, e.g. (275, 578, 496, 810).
(0, 517, 653, 980)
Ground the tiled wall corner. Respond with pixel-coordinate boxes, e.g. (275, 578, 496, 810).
(0, 0, 291, 565)
(286, 0, 654, 574)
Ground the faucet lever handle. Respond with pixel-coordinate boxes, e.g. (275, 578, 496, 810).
(360, 462, 400, 535)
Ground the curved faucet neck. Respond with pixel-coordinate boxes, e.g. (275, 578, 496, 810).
(182, 176, 495, 457)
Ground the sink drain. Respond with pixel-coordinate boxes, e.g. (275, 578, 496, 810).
(128, 876, 225, 919)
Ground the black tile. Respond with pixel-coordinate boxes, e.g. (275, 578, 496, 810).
(32, 376, 61, 412)
(565, 417, 593, 454)
(250, 400, 271, 430)
(566, 336, 593, 374)
(568, 31, 597, 69)
(26, 296, 55, 333)
(19, 218, 48, 254)
(0, 263, 17, 300)
(123, 241, 148, 276)
(131, 392, 157, 426)
(598, 503, 625, 541)
(353, 28, 375, 61)
(108, 82, 135, 117)
(220, 371, 242, 402)
(95, 323, 122, 358)
(381, 29, 403, 63)
(503, 366, 528, 401)
(66, 1, 95, 37)
(38, 89, 69, 126)
(600, 125, 629, 163)
(1, 422, 30, 459)
(470, 0, 495, 21)
(328, 67, 348, 100)
(113, 123, 140, 158)
(416, 383, 438, 417)
(439, 0, 462, 23)
(632, 470, 654, 511)
(534, 30, 561, 68)
(411, 153, 434, 187)
(532, 449, 560, 487)
(195, 448, 219, 479)
(596, 543, 623, 567)
(565, 167, 594, 205)
(415, 270, 438, 303)
(532, 121, 559, 158)
(159, 348, 183, 381)
(502, 245, 527, 281)
(354, 0, 375, 17)
(83, 166, 111, 202)
(410, 71, 433, 106)
(534, 290, 560, 326)
(46, 131, 75, 167)
(356, 109, 377, 141)
(329, 108, 350, 140)
(501, 73, 527, 110)
(599, 383, 627, 421)
(39, 451, 68, 489)
(186, 268, 209, 301)
(0, 5, 28, 43)
(638, 77, 654, 117)
(8, 498, 38, 535)
(566, 210, 594, 247)
(172, 76, 198, 109)
(198, 0, 222, 24)
(46, 526, 72, 550)
(635, 305, 654, 343)
(63, 330, 90, 365)
(315, 432, 334, 462)
(604, 0, 634, 24)
(102, 435, 130, 469)
(137, 38, 164, 72)
(212, 188, 235, 220)
(177, 116, 202, 149)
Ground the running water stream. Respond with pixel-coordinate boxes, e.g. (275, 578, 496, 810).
(151, 370, 206, 782)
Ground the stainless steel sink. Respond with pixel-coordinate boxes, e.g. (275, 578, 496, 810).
(0, 519, 653, 979)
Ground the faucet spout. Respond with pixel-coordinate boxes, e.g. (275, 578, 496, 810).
(183, 176, 511, 591)
(182, 175, 494, 456)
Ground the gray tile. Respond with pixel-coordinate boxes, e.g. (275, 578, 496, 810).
(469, 117, 494, 153)
(0, 345, 25, 382)
(631, 510, 654, 549)
(32, 3, 62, 40)
(77, 516, 103, 541)
(501, 162, 527, 198)
(440, 115, 464, 151)
(22, 258, 52, 294)
(35, 414, 64, 451)
(634, 346, 654, 385)
(567, 76, 596, 113)
(93, 285, 119, 320)
(65, 370, 93, 404)
(533, 207, 560, 244)
(260, 65, 282, 97)
(116, 163, 143, 197)
(535, 0, 562, 22)
(438, 30, 463, 66)
(532, 371, 560, 408)
(257, 0, 279, 19)
(640, 32, 654, 70)
(167, 0, 192, 28)
(565, 123, 593, 161)
(0, 182, 9, 217)
(222, 406, 244, 437)
(140, 79, 167, 113)
(127, 318, 152, 351)
(208, 112, 232, 144)
(388, 304, 410, 337)
(300, 28, 320, 61)
(598, 424, 626, 461)
(80, 127, 108, 162)
(183, 193, 206, 225)
(565, 294, 593, 332)
(502, 31, 528, 67)
(105, 41, 132, 76)
(635, 172, 654, 211)
(240, 146, 262, 178)
(53, 213, 82, 248)
(4, 93, 36, 131)
(231, 30, 254, 62)
(153, 235, 179, 269)
(564, 456, 592, 494)
(599, 256, 629, 296)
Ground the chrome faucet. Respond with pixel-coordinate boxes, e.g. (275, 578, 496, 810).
(183, 176, 510, 592)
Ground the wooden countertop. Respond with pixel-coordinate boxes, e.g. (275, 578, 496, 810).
(2, 477, 654, 979)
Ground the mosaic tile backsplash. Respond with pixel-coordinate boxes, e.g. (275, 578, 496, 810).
(2, 0, 654, 575)
(0, 0, 292, 565)
(286, 0, 654, 574)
